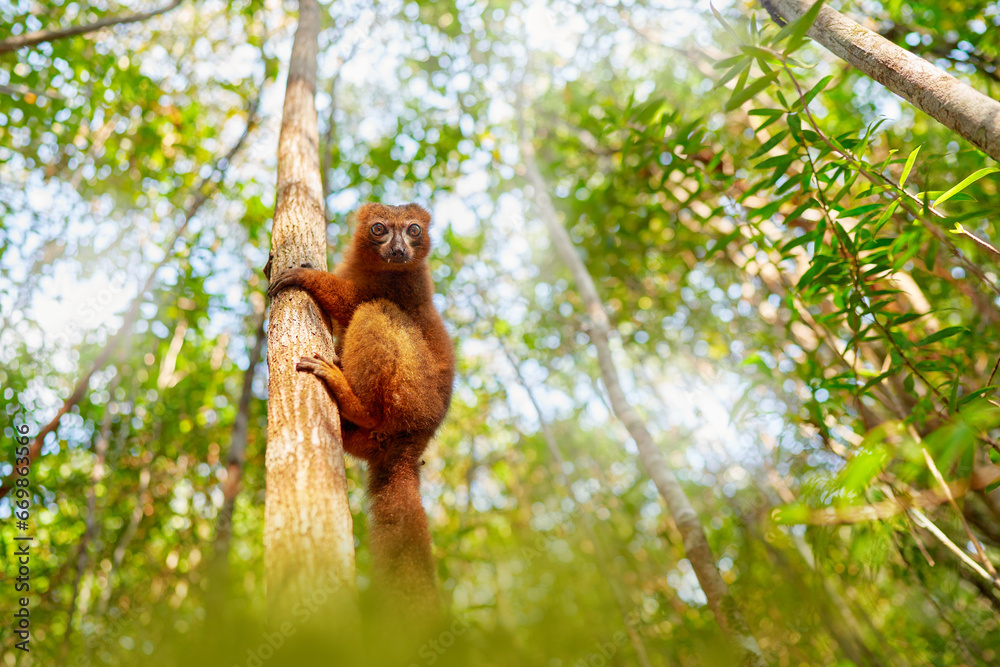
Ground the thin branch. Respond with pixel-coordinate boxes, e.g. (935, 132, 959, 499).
(0, 96, 259, 500)
(0, 0, 183, 53)
(776, 59, 1000, 451)
(893, 535, 980, 665)
(490, 315, 653, 667)
(954, 225, 1000, 259)
(776, 58, 1000, 301)
(922, 448, 998, 578)
(799, 464, 1000, 525)
(908, 507, 1000, 589)
(988, 354, 1000, 388)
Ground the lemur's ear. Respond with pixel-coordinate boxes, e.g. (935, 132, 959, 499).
(356, 202, 385, 222)
(403, 203, 432, 226)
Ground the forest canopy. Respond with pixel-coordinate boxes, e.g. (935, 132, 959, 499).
(1, 0, 999, 665)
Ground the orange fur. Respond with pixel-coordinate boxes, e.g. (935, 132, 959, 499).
(268, 202, 454, 618)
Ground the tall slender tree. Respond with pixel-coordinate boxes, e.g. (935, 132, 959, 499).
(265, 0, 356, 620)
(518, 106, 767, 665)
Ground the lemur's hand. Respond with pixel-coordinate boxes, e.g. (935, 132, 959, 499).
(267, 263, 315, 300)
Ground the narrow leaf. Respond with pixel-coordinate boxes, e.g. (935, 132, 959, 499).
(899, 145, 921, 188)
(710, 3, 743, 43)
(725, 71, 780, 111)
(785, 0, 826, 54)
(934, 167, 1000, 207)
(750, 129, 789, 159)
(915, 326, 968, 347)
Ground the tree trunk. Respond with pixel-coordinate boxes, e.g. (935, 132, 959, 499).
(760, 0, 1000, 163)
(497, 339, 654, 667)
(265, 0, 356, 623)
(216, 310, 265, 558)
(519, 134, 767, 666)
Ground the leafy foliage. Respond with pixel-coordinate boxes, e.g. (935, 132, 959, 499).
(1, 0, 999, 665)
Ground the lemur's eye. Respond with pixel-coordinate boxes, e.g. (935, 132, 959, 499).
(407, 224, 422, 238)
(371, 223, 387, 236)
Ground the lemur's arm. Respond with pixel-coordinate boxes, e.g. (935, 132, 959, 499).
(267, 265, 362, 328)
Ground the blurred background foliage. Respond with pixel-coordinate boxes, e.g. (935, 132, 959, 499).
(1, 0, 999, 665)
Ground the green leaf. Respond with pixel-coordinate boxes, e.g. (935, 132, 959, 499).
(742, 353, 774, 378)
(839, 203, 883, 219)
(840, 446, 888, 492)
(833, 222, 856, 255)
(797, 74, 834, 110)
(957, 387, 996, 407)
(784, 0, 826, 54)
(710, 3, 743, 43)
(772, 503, 811, 525)
(714, 57, 752, 91)
(749, 129, 789, 159)
(872, 199, 900, 234)
(725, 72, 780, 111)
(741, 44, 779, 63)
(933, 167, 1000, 207)
(713, 54, 746, 69)
(899, 145, 921, 188)
(859, 370, 894, 395)
(914, 326, 967, 347)
(781, 230, 818, 253)
(756, 152, 796, 170)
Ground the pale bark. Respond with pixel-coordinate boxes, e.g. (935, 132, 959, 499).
(265, 0, 356, 619)
(760, 0, 1000, 163)
(519, 136, 766, 666)
(0, 0, 183, 53)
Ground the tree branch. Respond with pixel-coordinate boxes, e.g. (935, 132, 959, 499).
(760, 0, 1000, 163)
(0, 0, 183, 54)
(0, 97, 259, 500)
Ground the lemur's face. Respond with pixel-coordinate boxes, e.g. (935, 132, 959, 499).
(355, 203, 432, 267)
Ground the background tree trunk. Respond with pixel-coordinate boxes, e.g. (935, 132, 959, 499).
(519, 131, 767, 667)
(217, 309, 265, 559)
(265, 0, 356, 622)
